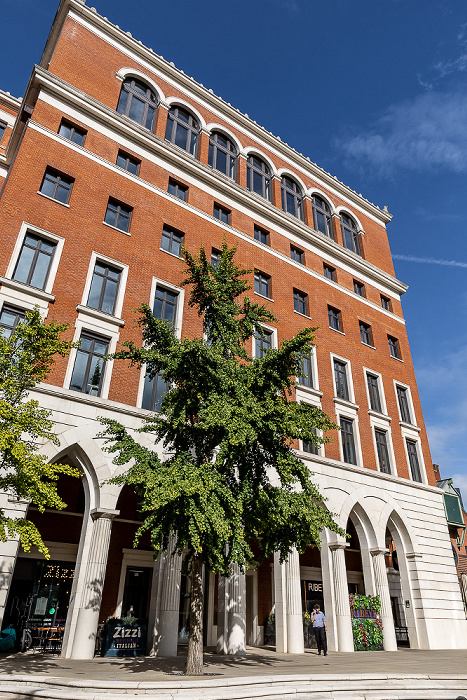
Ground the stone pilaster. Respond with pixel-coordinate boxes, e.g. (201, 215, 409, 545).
(285, 549, 304, 654)
(149, 535, 182, 657)
(371, 548, 397, 651)
(330, 544, 354, 652)
(217, 564, 246, 655)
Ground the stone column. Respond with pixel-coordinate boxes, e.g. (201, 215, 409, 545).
(285, 549, 304, 654)
(70, 508, 118, 659)
(148, 536, 182, 657)
(217, 564, 246, 655)
(273, 552, 287, 652)
(330, 544, 353, 652)
(371, 548, 397, 651)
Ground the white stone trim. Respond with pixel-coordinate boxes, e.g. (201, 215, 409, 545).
(5, 221, 65, 297)
(164, 96, 206, 129)
(204, 123, 243, 154)
(335, 205, 365, 235)
(276, 168, 307, 194)
(363, 365, 388, 416)
(252, 322, 278, 357)
(330, 353, 356, 405)
(370, 422, 398, 478)
(393, 378, 418, 428)
(79, 251, 129, 320)
(335, 406, 363, 468)
(401, 429, 428, 486)
(115, 67, 166, 103)
(242, 146, 278, 176)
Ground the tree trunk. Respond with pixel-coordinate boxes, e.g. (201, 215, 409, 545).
(186, 551, 204, 675)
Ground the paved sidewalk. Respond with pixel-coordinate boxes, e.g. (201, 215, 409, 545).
(0, 646, 467, 678)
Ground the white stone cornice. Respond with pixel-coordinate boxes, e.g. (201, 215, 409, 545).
(41, 1, 391, 225)
(0, 90, 21, 111)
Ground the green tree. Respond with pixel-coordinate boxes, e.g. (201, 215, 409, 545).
(0, 308, 79, 557)
(100, 243, 342, 675)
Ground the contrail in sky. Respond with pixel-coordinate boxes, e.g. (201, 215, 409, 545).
(393, 254, 467, 269)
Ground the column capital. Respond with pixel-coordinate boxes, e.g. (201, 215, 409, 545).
(90, 507, 119, 521)
(370, 547, 389, 557)
(329, 541, 348, 551)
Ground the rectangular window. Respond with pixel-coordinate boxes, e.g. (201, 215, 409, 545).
(255, 226, 270, 246)
(354, 280, 365, 297)
(142, 371, 167, 412)
(290, 245, 303, 263)
(381, 295, 392, 311)
(211, 249, 221, 268)
(13, 233, 56, 290)
(328, 306, 342, 332)
(104, 198, 132, 233)
(153, 285, 178, 325)
(303, 429, 319, 455)
(40, 168, 74, 204)
(359, 321, 373, 346)
(0, 305, 26, 339)
(87, 262, 121, 315)
(0, 121, 7, 142)
(168, 178, 188, 201)
(375, 429, 391, 474)
(293, 289, 308, 316)
(117, 150, 140, 175)
(340, 418, 357, 465)
(69, 332, 109, 396)
(334, 359, 349, 401)
(366, 373, 382, 413)
(323, 264, 336, 281)
(254, 271, 271, 298)
(58, 119, 87, 146)
(213, 203, 231, 224)
(388, 335, 401, 359)
(397, 385, 412, 423)
(161, 226, 184, 256)
(298, 353, 313, 388)
(255, 328, 273, 358)
(406, 439, 422, 482)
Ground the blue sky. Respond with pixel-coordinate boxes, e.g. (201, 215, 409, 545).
(3, 0, 467, 497)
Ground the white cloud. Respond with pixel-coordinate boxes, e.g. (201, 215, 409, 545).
(392, 254, 467, 269)
(339, 90, 467, 176)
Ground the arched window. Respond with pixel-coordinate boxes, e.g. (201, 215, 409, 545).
(281, 176, 303, 219)
(208, 131, 237, 178)
(340, 213, 362, 256)
(116, 78, 158, 131)
(312, 195, 334, 239)
(247, 155, 271, 200)
(165, 106, 199, 155)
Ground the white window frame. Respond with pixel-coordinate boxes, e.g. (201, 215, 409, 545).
(363, 366, 388, 416)
(401, 431, 427, 485)
(63, 319, 117, 400)
(336, 408, 363, 467)
(79, 252, 129, 321)
(393, 380, 417, 428)
(331, 353, 357, 406)
(296, 348, 320, 394)
(371, 423, 397, 477)
(136, 277, 185, 409)
(252, 322, 278, 358)
(4, 221, 65, 300)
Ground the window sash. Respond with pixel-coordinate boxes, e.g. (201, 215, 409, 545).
(168, 179, 188, 201)
(161, 228, 184, 256)
(334, 360, 349, 400)
(255, 329, 272, 358)
(255, 227, 270, 246)
(117, 79, 158, 131)
(40, 170, 73, 204)
(375, 429, 391, 474)
(58, 121, 86, 146)
(87, 263, 121, 315)
(293, 290, 308, 315)
(165, 107, 199, 155)
(290, 246, 303, 263)
(13, 234, 56, 290)
(406, 439, 422, 482)
(0, 305, 26, 338)
(254, 272, 271, 298)
(397, 386, 411, 423)
(328, 307, 341, 331)
(367, 374, 382, 413)
(388, 336, 400, 359)
(208, 133, 237, 178)
(312, 197, 333, 239)
(153, 286, 178, 325)
(340, 418, 357, 465)
(69, 333, 109, 396)
(298, 354, 313, 388)
(360, 322, 372, 346)
(105, 200, 132, 232)
(142, 371, 167, 412)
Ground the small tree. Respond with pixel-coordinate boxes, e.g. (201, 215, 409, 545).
(0, 308, 79, 557)
(101, 244, 342, 674)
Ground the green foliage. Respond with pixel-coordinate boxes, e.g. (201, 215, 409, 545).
(352, 618, 384, 651)
(0, 308, 79, 556)
(349, 594, 381, 612)
(101, 242, 343, 577)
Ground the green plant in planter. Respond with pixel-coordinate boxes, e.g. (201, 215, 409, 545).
(349, 594, 383, 651)
(105, 616, 140, 626)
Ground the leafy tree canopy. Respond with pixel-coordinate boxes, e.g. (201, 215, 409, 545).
(101, 242, 343, 574)
(0, 308, 79, 556)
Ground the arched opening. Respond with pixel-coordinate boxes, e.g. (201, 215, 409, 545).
(385, 513, 417, 648)
(3, 459, 86, 639)
(116, 77, 159, 131)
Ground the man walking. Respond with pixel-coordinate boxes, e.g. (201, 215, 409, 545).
(311, 604, 327, 656)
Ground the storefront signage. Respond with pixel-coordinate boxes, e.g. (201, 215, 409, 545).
(102, 624, 147, 656)
(352, 609, 377, 619)
(305, 581, 323, 593)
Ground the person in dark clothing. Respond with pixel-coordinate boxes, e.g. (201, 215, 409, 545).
(311, 604, 327, 656)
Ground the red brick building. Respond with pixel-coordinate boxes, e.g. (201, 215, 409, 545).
(0, 0, 465, 658)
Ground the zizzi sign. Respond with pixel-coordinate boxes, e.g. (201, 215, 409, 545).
(102, 624, 147, 656)
(352, 609, 377, 619)
(113, 626, 142, 646)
